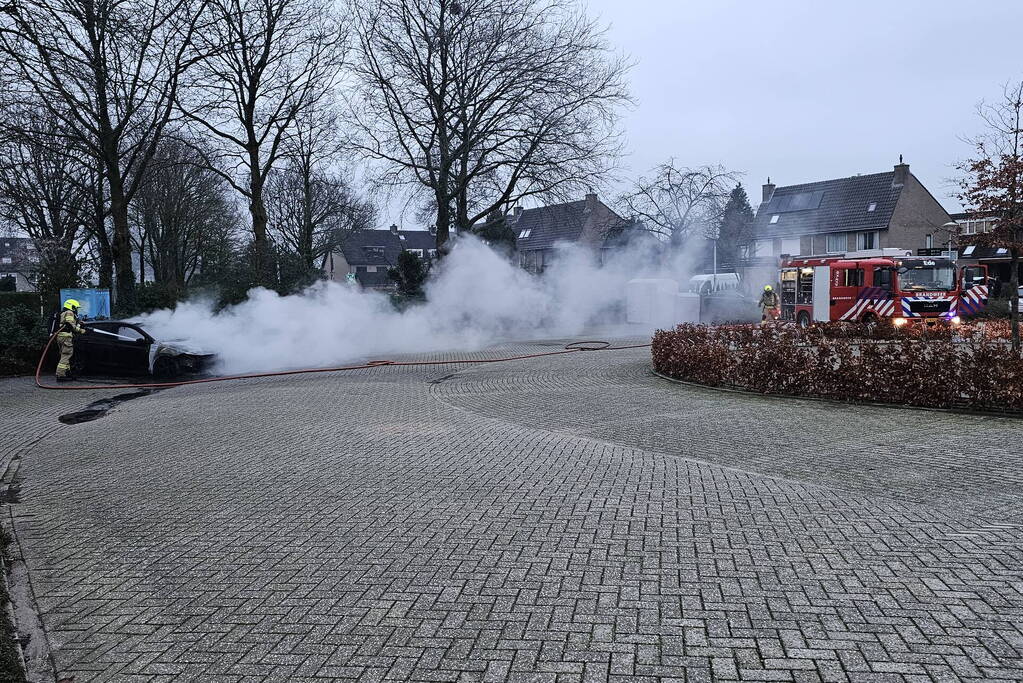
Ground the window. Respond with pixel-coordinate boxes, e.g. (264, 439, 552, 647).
(769, 215, 779, 224)
(362, 246, 385, 258)
(407, 249, 423, 258)
(753, 239, 772, 257)
(843, 269, 864, 287)
(428, 249, 438, 258)
(867, 202, 877, 212)
(0, 257, 10, 264)
(780, 238, 799, 256)
(518, 229, 532, 239)
(857, 231, 879, 250)
(962, 245, 976, 256)
(874, 267, 893, 291)
(825, 233, 845, 253)
(117, 326, 146, 341)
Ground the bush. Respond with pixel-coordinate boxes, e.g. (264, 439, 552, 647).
(0, 291, 41, 312)
(652, 322, 1023, 413)
(0, 304, 48, 376)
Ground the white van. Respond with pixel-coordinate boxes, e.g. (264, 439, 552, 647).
(687, 273, 741, 295)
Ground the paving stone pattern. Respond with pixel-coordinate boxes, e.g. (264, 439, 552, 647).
(2, 339, 1022, 682)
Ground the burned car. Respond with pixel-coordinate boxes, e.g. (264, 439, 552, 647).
(71, 321, 215, 378)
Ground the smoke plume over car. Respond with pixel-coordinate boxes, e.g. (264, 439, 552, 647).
(135, 236, 695, 374)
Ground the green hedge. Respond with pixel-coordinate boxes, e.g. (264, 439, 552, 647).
(0, 305, 48, 376)
(652, 322, 1023, 413)
(0, 291, 41, 312)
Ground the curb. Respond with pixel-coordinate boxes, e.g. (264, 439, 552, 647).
(650, 368, 1023, 421)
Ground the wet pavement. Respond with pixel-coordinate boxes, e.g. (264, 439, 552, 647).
(1, 338, 1022, 682)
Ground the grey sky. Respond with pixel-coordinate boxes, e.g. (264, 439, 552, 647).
(584, 0, 1021, 212)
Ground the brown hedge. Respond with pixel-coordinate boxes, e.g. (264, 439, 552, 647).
(652, 322, 1023, 413)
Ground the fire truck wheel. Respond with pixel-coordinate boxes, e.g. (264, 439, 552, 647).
(796, 311, 810, 328)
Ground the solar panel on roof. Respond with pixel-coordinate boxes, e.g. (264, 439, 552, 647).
(770, 190, 824, 213)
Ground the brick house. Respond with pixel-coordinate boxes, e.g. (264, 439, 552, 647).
(511, 192, 634, 274)
(321, 225, 438, 289)
(740, 161, 953, 289)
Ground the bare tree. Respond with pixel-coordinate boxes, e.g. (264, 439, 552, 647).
(0, 0, 210, 311)
(957, 81, 1023, 351)
(130, 139, 242, 296)
(351, 0, 630, 255)
(176, 0, 347, 286)
(618, 161, 741, 247)
(0, 109, 93, 306)
(265, 164, 374, 271)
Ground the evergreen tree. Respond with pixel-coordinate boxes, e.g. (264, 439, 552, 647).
(717, 184, 754, 267)
(388, 250, 428, 296)
(472, 209, 517, 257)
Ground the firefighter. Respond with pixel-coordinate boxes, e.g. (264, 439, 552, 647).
(758, 285, 780, 323)
(55, 299, 88, 381)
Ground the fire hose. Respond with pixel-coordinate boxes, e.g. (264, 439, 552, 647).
(34, 331, 651, 391)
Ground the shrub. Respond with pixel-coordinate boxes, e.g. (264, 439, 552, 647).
(652, 322, 1023, 413)
(0, 291, 41, 312)
(0, 304, 48, 376)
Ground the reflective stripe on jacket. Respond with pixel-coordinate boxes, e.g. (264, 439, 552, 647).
(58, 310, 84, 335)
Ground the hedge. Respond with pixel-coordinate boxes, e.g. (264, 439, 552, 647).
(0, 291, 41, 312)
(0, 304, 48, 376)
(652, 322, 1023, 413)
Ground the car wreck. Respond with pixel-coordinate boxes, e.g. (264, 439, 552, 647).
(72, 321, 216, 378)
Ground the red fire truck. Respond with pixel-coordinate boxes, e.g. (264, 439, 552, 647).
(778, 250, 989, 326)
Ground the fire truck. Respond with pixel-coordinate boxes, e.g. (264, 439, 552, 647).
(778, 249, 989, 326)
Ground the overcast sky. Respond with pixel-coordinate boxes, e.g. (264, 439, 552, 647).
(582, 0, 1022, 212)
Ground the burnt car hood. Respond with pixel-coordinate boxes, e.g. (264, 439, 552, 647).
(154, 339, 214, 357)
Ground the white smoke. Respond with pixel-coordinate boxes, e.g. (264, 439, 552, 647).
(135, 236, 692, 374)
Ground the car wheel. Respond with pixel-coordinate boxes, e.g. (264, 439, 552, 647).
(796, 311, 811, 328)
(153, 356, 179, 379)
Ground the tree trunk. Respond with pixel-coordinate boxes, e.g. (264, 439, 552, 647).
(1011, 248, 1020, 352)
(107, 167, 136, 312)
(248, 151, 272, 286)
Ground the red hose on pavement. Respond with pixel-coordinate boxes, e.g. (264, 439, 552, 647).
(34, 332, 651, 391)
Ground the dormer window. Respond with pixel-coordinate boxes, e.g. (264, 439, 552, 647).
(769, 215, 779, 224)
(867, 202, 877, 212)
(518, 229, 531, 238)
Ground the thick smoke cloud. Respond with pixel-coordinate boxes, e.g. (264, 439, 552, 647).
(136, 236, 689, 374)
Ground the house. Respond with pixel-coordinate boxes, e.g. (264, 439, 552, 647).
(740, 160, 953, 289)
(510, 192, 634, 274)
(953, 211, 1022, 290)
(321, 225, 437, 289)
(0, 237, 38, 292)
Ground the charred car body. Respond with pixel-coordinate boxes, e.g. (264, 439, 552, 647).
(71, 321, 215, 378)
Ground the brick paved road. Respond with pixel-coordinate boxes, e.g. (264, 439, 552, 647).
(2, 339, 1022, 682)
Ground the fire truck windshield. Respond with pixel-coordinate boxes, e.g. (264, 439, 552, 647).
(897, 264, 956, 292)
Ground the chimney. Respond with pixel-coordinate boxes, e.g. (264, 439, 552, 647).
(892, 155, 909, 187)
(584, 190, 598, 213)
(389, 223, 399, 235)
(762, 177, 776, 203)
(508, 206, 523, 223)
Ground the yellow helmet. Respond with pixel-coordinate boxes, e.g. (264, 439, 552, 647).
(63, 298, 81, 310)
(764, 285, 773, 292)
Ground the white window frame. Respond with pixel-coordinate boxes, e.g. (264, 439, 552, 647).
(857, 230, 879, 250)
(825, 233, 845, 254)
(406, 248, 424, 258)
(867, 202, 877, 212)
(769, 215, 779, 224)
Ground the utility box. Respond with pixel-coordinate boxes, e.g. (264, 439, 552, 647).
(626, 278, 680, 328)
(675, 292, 700, 324)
